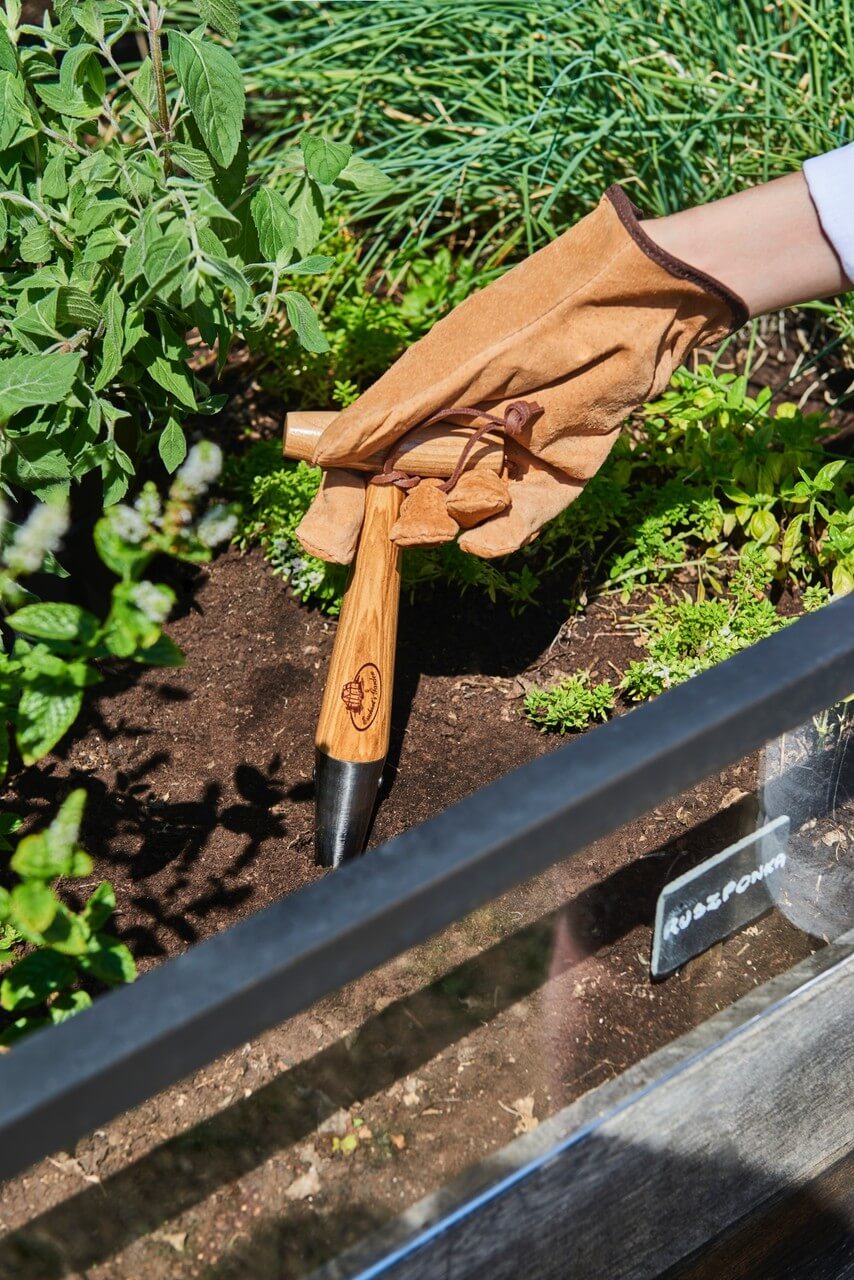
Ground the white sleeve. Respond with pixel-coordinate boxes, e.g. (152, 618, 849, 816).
(803, 143, 854, 285)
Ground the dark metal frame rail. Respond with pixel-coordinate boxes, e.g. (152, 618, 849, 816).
(0, 596, 852, 1182)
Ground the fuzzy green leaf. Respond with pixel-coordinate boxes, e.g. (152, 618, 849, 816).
(169, 30, 244, 168)
(301, 134, 352, 186)
(0, 70, 32, 149)
(290, 178, 323, 257)
(6, 602, 100, 645)
(197, 0, 239, 41)
(335, 155, 391, 193)
(0, 201, 7, 254)
(16, 684, 84, 764)
(284, 291, 329, 354)
(1, 948, 75, 1011)
(136, 337, 199, 410)
(20, 224, 54, 263)
(56, 286, 102, 330)
(142, 229, 191, 296)
(0, 353, 81, 424)
(93, 289, 125, 392)
(171, 142, 215, 180)
(158, 419, 187, 473)
(251, 187, 298, 263)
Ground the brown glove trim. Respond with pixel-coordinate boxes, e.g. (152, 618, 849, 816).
(604, 184, 749, 334)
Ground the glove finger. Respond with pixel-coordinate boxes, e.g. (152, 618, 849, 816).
(295, 468, 366, 565)
(458, 446, 583, 559)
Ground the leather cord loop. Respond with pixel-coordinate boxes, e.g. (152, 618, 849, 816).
(369, 400, 543, 493)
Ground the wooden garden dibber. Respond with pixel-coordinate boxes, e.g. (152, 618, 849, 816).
(282, 410, 507, 867)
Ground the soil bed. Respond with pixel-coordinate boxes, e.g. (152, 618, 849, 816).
(1, 319, 851, 1276)
(1, 542, 850, 1280)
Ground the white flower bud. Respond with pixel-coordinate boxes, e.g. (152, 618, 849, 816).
(129, 581, 173, 624)
(4, 503, 69, 576)
(173, 441, 223, 499)
(196, 506, 237, 548)
(108, 504, 149, 545)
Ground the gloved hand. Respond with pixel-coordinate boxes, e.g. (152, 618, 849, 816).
(296, 185, 747, 563)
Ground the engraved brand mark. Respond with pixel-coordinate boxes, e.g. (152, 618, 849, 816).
(341, 663, 382, 731)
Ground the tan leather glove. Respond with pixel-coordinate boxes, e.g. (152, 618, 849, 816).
(296, 186, 747, 562)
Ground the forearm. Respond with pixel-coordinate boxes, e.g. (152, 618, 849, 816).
(641, 170, 850, 319)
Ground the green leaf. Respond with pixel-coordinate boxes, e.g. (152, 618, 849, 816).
(0, 353, 81, 424)
(43, 903, 90, 956)
(197, 0, 239, 41)
(335, 155, 391, 193)
(0, 201, 7, 253)
(169, 30, 244, 168)
(135, 338, 199, 410)
(171, 142, 215, 180)
(203, 255, 251, 318)
(6, 602, 100, 645)
(251, 187, 297, 263)
(0, 26, 18, 74)
(131, 632, 185, 667)
(286, 255, 334, 276)
(142, 229, 191, 296)
(56, 286, 102, 330)
(82, 933, 136, 985)
(1, 949, 75, 1011)
(284, 291, 329, 354)
(11, 789, 88, 880)
(290, 178, 323, 257)
(48, 788, 87, 854)
(0, 70, 32, 150)
(20, 224, 54, 263)
(93, 516, 152, 580)
(11, 881, 58, 937)
(300, 134, 352, 186)
(781, 513, 804, 564)
(42, 154, 68, 199)
(82, 881, 115, 932)
(93, 289, 125, 392)
(16, 683, 84, 764)
(49, 988, 92, 1023)
(748, 509, 780, 545)
(158, 419, 186, 473)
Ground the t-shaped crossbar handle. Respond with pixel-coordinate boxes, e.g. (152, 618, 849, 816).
(282, 411, 506, 867)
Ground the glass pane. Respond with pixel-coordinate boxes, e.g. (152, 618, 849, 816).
(2, 702, 851, 1278)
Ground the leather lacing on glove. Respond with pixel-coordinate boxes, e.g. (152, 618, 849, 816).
(370, 400, 543, 493)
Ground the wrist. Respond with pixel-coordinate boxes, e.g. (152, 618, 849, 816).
(640, 172, 848, 320)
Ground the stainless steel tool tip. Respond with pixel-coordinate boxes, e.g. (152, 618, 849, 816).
(314, 749, 384, 869)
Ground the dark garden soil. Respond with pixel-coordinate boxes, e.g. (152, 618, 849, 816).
(1, 319, 852, 1277)
(1, 545, 851, 1280)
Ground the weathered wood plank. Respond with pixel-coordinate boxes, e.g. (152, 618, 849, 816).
(665, 1149, 854, 1279)
(316, 931, 854, 1280)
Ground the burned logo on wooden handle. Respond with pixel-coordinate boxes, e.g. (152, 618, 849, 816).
(341, 662, 382, 731)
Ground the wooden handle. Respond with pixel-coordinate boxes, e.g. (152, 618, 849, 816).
(315, 482, 403, 764)
(283, 410, 504, 479)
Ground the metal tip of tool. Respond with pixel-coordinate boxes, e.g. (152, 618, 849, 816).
(314, 749, 384, 869)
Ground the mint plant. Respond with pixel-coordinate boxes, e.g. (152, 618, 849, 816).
(0, 437, 235, 779)
(0, 0, 384, 504)
(0, 789, 134, 1045)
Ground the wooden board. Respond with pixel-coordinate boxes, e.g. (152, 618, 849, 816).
(315, 930, 854, 1280)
